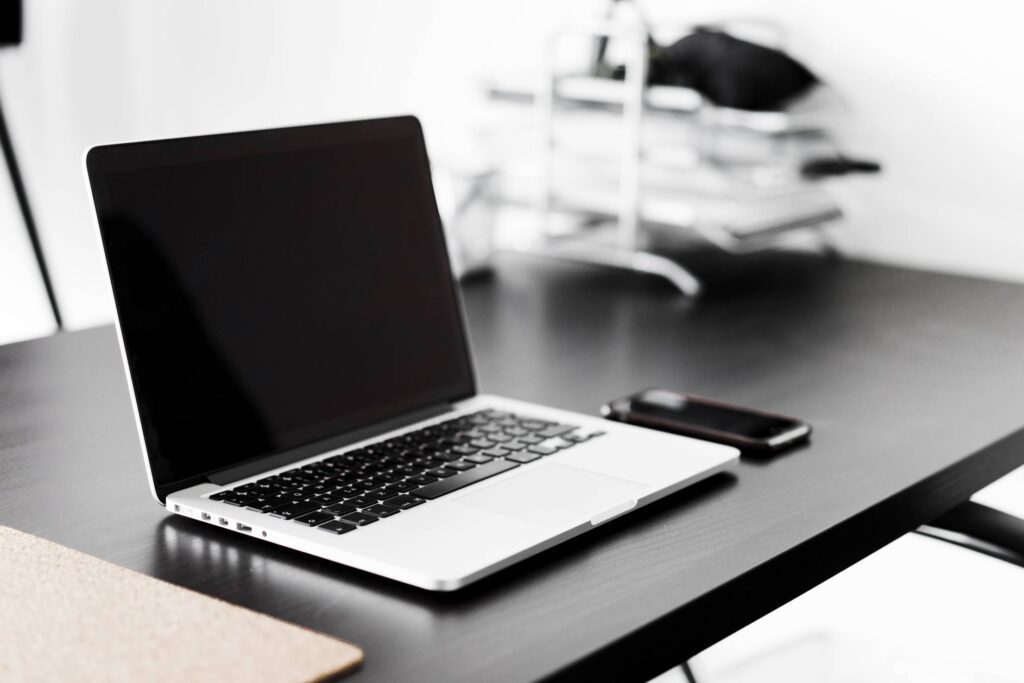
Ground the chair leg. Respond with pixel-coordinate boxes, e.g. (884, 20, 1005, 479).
(0, 86, 63, 330)
(916, 500, 1024, 569)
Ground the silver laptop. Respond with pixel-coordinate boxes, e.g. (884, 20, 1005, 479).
(85, 116, 737, 591)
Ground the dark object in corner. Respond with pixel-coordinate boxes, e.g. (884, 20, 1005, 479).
(614, 27, 818, 112)
(0, 0, 22, 46)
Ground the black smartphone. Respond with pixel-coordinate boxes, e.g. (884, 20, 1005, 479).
(602, 388, 811, 453)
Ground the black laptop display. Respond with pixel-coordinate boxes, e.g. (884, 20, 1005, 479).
(87, 117, 475, 502)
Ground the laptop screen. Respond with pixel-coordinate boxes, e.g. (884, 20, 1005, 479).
(87, 117, 475, 499)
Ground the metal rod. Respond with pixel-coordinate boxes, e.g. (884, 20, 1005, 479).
(0, 85, 63, 330)
(618, 30, 646, 251)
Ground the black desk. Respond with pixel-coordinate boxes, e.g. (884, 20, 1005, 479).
(3, 252, 1024, 682)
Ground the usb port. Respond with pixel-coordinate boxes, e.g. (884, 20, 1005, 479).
(236, 523, 252, 533)
(201, 512, 212, 521)
(218, 517, 229, 526)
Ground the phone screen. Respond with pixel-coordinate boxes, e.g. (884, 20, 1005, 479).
(630, 390, 800, 440)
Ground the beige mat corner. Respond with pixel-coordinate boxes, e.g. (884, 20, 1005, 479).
(0, 525, 363, 683)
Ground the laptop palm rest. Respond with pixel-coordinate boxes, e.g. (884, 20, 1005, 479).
(452, 464, 648, 529)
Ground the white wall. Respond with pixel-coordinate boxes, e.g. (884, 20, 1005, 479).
(1, 0, 1023, 341)
(0, 0, 592, 339)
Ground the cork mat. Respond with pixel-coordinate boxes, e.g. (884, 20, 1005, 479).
(0, 525, 363, 682)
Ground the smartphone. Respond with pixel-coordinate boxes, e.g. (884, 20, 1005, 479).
(602, 388, 811, 452)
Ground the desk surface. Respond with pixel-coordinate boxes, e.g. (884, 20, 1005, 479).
(3, 252, 1024, 682)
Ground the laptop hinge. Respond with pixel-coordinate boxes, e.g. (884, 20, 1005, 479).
(206, 402, 457, 486)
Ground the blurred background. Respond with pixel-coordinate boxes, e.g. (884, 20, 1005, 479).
(3, 2, 1024, 680)
(3, 0, 1024, 343)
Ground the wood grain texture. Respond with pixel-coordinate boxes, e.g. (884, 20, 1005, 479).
(2, 251, 1024, 682)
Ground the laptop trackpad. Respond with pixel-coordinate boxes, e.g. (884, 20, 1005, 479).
(452, 463, 649, 529)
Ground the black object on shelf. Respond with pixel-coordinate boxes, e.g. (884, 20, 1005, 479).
(802, 155, 882, 180)
(0, 0, 63, 330)
(605, 24, 819, 112)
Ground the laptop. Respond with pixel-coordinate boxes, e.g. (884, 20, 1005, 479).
(85, 116, 738, 591)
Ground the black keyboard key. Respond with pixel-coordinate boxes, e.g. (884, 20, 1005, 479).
(527, 445, 557, 456)
(325, 503, 357, 516)
(427, 467, 458, 478)
(451, 444, 478, 455)
(348, 495, 379, 508)
(469, 439, 495, 449)
(446, 460, 475, 471)
(488, 433, 512, 443)
(294, 511, 333, 527)
(412, 459, 520, 500)
(209, 491, 233, 501)
(389, 481, 417, 492)
(365, 504, 400, 518)
(388, 495, 426, 510)
(504, 427, 528, 436)
(407, 474, 438, 485)
(464, 454, 492, 464)
(377, 488, 403, 501)
(260, 483, 295, 497)
(312, 491, 347, 505)
(223, 494, 258, 507)
(270, 501, 321, 519)
(246, 496, 292, 513)
(520, 420, 547, 430)
(501, 441, 527, 451)
(537, 424, 577, 439)
(482, 447, 510, 458)
(520, 435, 543, 445)
(341, 511, 379, 526)
(319, 520, 357, 535)
(507, 452, 541, 464)
(432, 451, 461, 462)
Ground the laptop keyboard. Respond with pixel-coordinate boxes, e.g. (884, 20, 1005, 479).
(207, 409, 605, 535)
